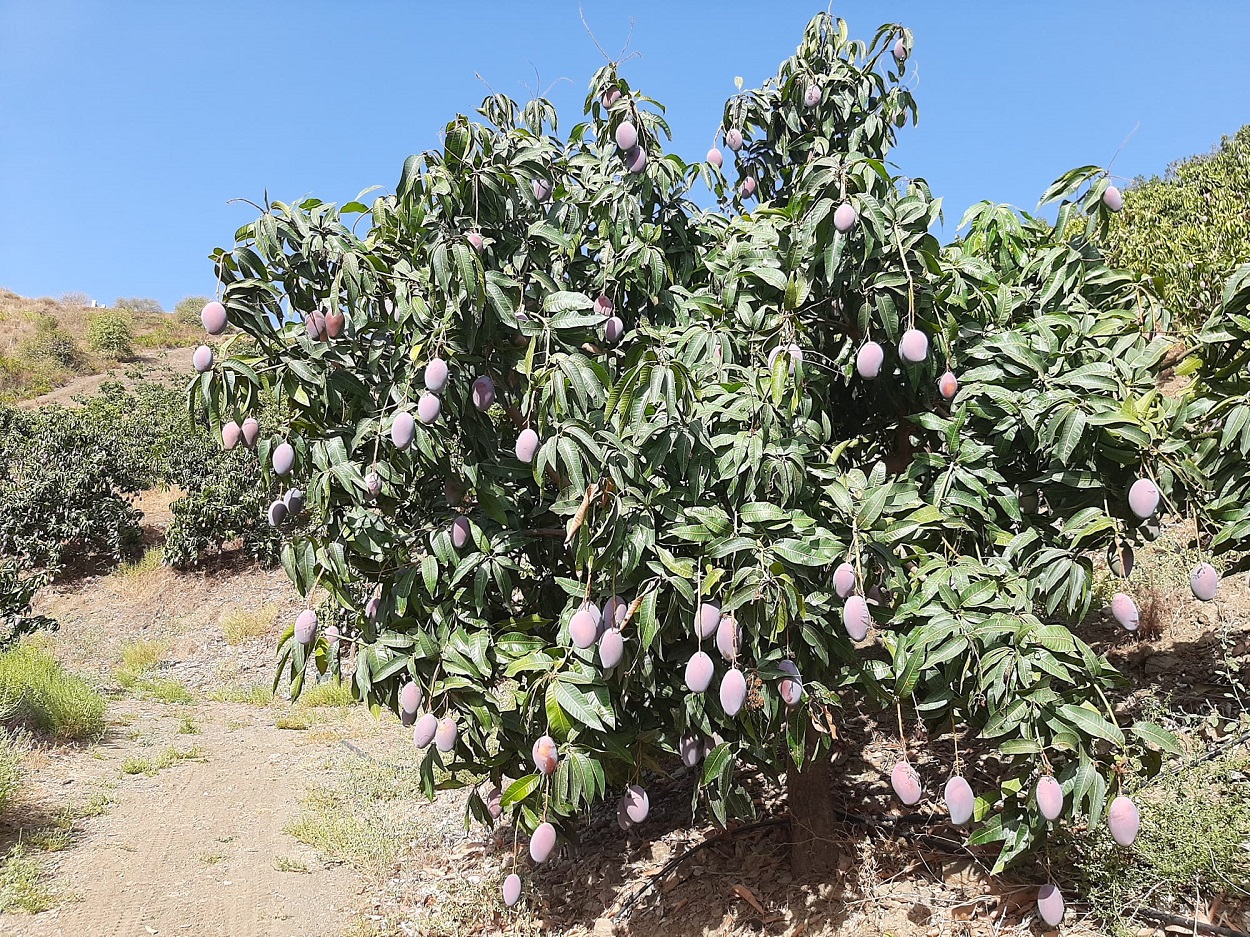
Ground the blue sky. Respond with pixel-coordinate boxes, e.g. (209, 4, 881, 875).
(2, 1, 1248, 310)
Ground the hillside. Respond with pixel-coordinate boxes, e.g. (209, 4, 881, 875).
(0, 290, 202, 403)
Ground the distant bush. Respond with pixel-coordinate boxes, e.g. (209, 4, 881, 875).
(173, 295, 212, 328)
(113, 297, 164, 315)
(58, 292, 92, 306)
(18, 317, 82, 371)
(0, 403, 144, 571)
(0, 644, 106, 741)
(86, 310, 135, 360)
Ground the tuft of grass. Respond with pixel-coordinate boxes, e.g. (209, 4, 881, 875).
(118, 638, 167, 672)
(0, 845, 55, 913)
(276, 712, 313, 731)
(197, 851, 226, 865)
(1063, 752, 1250, 935)
(297, 679, 354, 708)
(0, 733, 24, 818)
(116, 670, 194, 704)
(273, 856, 311, 873)
(285, 750, 439, 873)
(221, 603, 278, 646)
(177, 713, 200, 734)
(0, 644, 107, 741)
(122, 745, 205, 777)
(116, 546, 163, 579)
(210, 683, 273, 706)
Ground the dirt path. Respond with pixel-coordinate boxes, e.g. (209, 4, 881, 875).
(16, 346, 194, 409)
(0, 696, 363, 937)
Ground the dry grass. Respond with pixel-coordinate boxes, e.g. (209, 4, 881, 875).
(0, 289, 199, 402)
(220, 603, 278, 646)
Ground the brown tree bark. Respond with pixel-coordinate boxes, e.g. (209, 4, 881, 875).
(787, 745, 840, 879)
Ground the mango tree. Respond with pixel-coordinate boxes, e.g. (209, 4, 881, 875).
(192, 13, 1201, 903)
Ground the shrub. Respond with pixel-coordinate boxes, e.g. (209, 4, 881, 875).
(0, 562, 54, 650)
(113, 297, 163, 315)
(86, 310, 135, 360)
(18, 317, 82, 371)
(0, 644, 106, 741)
(173, 295, 213, 328)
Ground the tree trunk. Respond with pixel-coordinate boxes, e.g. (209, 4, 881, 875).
(787, 745, 840, 879)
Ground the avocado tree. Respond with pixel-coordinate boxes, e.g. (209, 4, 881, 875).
(192, 14, 1201, 903)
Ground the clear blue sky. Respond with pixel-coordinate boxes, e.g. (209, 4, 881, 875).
(2, 1, 1248, 310)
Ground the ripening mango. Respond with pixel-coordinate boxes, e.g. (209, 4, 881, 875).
(625, 145, 648, 174)
(601, 595, 628, 632)
(391, 412, 415, 449)
(412, 712, 438, 748)
(451, 516, 471, 550)
(623, 784, 649, 824)
(604, 316, 625, 344)
(1128, 478, 1160, 519)
(1190, 562, 1219, 601)
(530, 822, 557, 863)
(267, 499, 288, 527)
(425, 357, 449, 393)
(696, 600, 721, 639)
(532, 178, 553, 201)
(365, 471, 382, 499)
(891, 761, 922, 805)
(834, 201, 857, 233)
(892, 37, 907, 62)
(471, 375, 496, 410)
(842, 595, 871, 641)
(399, 682, 422, 717)
(201, 301, 228, 335)
(569, 609, 598, 649)
(193, 345, 214, 373)
(486, 785, 503, 819)
(467, 232, 485, 252)
(1108, 541, 1134, 578)
(768, 343, 803, 373)
(685, 651, 714, 693)
(304, 311, 325, 341)
(777, 660, 803, 708)
(325, 624, 340, 647)
(598, 628, 624, 668)
(241, 417, 260, 448)
(284, 488, 305, 515)
(803, 83, 822, 107)
(740, 176, 756, 197)
(707, 147, 724, 168)
(222, 421, 242, 450)
(1103, 185, 1124, 212)
(679, 735, 704, 768)
(1111, 592, 1140, 631)
(856, 342, 884, 379)
(324, 310, 345, 339)
(944, 775, 974, 826)
(515, 428, 539, 464)
(1107, 794, 1140, 846)
(272, 443, 295, 476)
(601, 87, 621, 107)
(715, 614, 739, 661)
(434, 717, 458, 752)
(294, 609, 317, 645)
(938, 370, 958, 400)
(833, 562, 856, 598)
(615, 120, 638, 151)
(1035, 775, 1064, 820)
(532, 735, 559, 775)
(502, 873, 522, 907)
(365, 596, 379, 622)
(719, 667, 747, 716)
(417, 393, 440, 425)
(725, 128, 743, 151)
(899, 328, 929, 364)
(1037, 884, 1065, 926)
